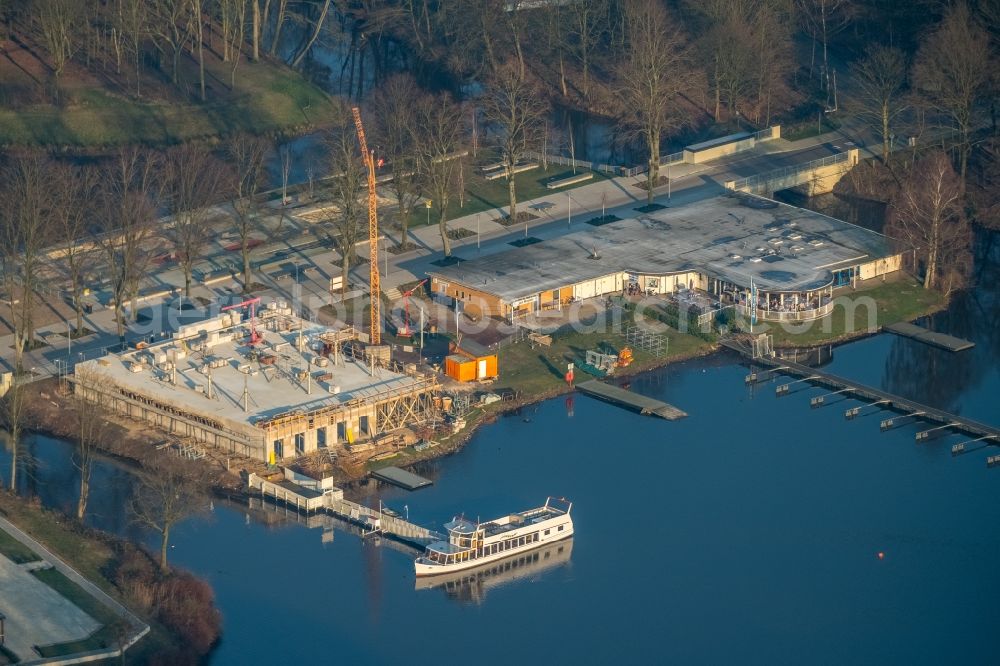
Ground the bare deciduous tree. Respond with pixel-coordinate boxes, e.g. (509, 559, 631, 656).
(412, 92, 466, 257)
(850, 45, 908, 165)
(618, 0, 692, 205)
(887, 151, 972, 293)
(481, 62, 547, 225)
(796, 0, 853, 97)
(131, 457, 208, 571)
(188, 0, 206, 101)
(324, 114, 368, 296)
(99, 147, 162, 339)
(567, 0, 609, 99)
(164, 144, 229, 299)
(268, 0, 289, 55)
(369, 74, 424, 250)
(113, 0, 148, 97)
(150, 0, 190, 86)
(50, 162, 99, 338)
(0, 153, 54, 372)
(34, 0, 78, 99)
(0, 382, 28, 492)
(913, 2, 995, 181)
(71, 367, 109, 521)
(290, 0, 331, 68)
(227, 133, 270, 292)
(218, 0, 248, 86)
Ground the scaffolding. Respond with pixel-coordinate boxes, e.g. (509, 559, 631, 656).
(624, 326, 667, 357)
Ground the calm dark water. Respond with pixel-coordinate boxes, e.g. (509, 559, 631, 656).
(3, 234, 998, 664)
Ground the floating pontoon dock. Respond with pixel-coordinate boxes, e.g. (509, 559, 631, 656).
(248, 472, 443, 547)
(722, 340, 999, 463)
(883, 322, 974, 352)
(576, 380, 687, 420)
(372, 466, 433, 491)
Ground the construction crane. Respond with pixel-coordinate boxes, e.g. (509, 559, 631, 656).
(222, 297, 262, 346)
(351, 106, 381, 346)
(398, 278, 428, 337)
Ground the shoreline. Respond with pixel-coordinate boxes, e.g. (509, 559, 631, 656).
(383, 293, 950, 477)
(17, 293, 949, 490)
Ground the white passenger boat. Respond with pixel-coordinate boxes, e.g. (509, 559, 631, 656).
(415, 538, 574, 603)
(414, 497, 573, 577)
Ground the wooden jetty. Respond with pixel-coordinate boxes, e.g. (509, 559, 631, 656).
(722, 339, 1000, 451)
(372, 466, 433, 491)
(576, 380, 687, 420)
(883, 322, 974, 352)
(248, 472, 444, 548)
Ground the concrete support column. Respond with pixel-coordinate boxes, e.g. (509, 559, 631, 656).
(303, 428, 318, 453)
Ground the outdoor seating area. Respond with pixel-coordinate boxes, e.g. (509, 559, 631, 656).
(737, 293, 834, 321)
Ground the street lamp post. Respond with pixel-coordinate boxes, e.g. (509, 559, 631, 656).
(567, 192, 572, 227)
(476, 213, 481, 250)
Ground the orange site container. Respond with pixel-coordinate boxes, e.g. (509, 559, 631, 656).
(444, 353, 498, 382)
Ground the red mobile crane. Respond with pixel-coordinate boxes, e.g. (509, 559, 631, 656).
(398, 279, 427, 337)
(222, 297, 263, 345)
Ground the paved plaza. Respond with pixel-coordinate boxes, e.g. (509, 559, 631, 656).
(0, 553, 99, 661)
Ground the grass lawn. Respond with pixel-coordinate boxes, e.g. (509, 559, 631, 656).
(31, 568, 126, 658)
(757, 277, 947, 348)
(0, 526, 41, 563)
(496, 325, 713, 396)
(0, 58, 335, 147)
(782, 114, 841, 142)
(0, 494, 181, 660)
(409, 164, 617, 229)
(0, 495, 117, 596)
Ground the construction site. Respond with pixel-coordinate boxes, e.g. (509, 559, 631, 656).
(70, 301, 438, 465)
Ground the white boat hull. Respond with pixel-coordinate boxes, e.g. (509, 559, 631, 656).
(415, 525, 574, 577)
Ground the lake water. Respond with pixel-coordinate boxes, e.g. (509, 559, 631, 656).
(3, 231, 998, 664)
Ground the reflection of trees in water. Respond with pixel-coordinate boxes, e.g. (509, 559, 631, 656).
(883, 229, 999, 410)
(883, 309, 973, 412)
(0, 432, 141, 536)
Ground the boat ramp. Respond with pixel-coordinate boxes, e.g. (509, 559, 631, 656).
(883, 322, 974, 352)
(576, 380, 687, 420)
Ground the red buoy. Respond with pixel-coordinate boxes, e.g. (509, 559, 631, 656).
(877, 552, 885, 560)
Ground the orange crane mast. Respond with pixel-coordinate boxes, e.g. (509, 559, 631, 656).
(351, 106, 381, 346)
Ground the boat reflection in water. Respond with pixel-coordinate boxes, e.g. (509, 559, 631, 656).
(414, 538, 574, 604)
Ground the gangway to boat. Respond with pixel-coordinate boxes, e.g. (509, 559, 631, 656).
(249, 474, 446, 548)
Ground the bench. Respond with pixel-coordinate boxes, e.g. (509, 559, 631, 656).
(483, 162, 539, 180)
(546, 172, 593, 189)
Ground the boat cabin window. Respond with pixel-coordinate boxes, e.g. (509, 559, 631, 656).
(558, 525, 564, 532)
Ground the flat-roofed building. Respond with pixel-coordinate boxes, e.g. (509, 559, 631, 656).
(428, 194, 902, 323)
(72, 307, 436, 463)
